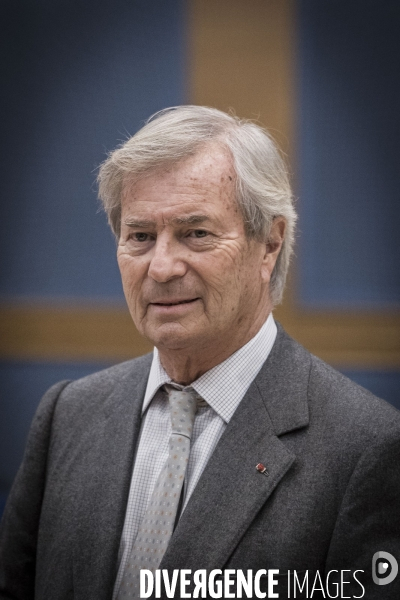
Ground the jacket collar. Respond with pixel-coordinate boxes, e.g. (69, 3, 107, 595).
(256, 322, 310, 436)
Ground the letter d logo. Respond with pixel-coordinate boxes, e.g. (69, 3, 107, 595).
(372, 551, 398, 585)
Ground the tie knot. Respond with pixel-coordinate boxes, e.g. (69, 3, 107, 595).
(164, 386, 198, 437)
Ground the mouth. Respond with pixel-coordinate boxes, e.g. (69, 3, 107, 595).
(148, 297, 200, 314)
(151, 298, 199, 306)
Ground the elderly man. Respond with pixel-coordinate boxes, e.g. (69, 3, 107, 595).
(1, 106, 399, 600)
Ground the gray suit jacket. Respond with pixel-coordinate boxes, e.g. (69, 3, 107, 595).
(1, 325, 400, 599)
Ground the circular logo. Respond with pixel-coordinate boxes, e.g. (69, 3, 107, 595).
(372, 552, 398, 586)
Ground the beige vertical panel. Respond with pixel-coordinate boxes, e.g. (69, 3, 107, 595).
(190, 0, 295, 154)
(189, 0, 297, 323)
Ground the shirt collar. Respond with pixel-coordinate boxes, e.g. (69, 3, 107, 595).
(142, 313, 277, 423)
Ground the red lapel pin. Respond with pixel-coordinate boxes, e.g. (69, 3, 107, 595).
(256, 463, 268, 475)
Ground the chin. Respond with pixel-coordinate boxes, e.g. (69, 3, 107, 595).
(144, 322, 203, 351)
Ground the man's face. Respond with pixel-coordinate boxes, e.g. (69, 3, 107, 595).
(117, 144, 275, 355)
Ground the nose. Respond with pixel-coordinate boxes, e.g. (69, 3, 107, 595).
(147, 236, 188, 283)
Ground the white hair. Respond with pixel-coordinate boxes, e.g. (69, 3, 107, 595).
(98, 105, 297, 305)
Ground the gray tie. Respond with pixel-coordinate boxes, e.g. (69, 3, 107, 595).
(117, 386, 198, 598)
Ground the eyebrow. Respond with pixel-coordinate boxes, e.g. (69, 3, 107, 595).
(123, 214, 211, 228)
(171, 214, 210, 225)
(123, 219, 156, 228)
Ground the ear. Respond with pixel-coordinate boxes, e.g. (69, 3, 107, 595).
(260, 217, 286, 283)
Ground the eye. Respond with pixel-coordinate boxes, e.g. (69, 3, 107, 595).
(133, 232, 151, 242)
(190, 230, 208, 238)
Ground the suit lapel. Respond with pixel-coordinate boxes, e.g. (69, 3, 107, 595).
(159, 325, 311, 573)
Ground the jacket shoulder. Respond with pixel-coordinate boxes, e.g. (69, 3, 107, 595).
(49, 352, 153, 421)
(308, 351, 400, 433)
(64, 352, 153, 395)
(275, 322, 400, 439)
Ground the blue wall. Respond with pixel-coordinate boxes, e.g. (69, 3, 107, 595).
(0, 0, 186, 300)
(297, 0, 400, 308)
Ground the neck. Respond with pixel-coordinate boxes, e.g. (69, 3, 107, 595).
(157, 310, 272, 385)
